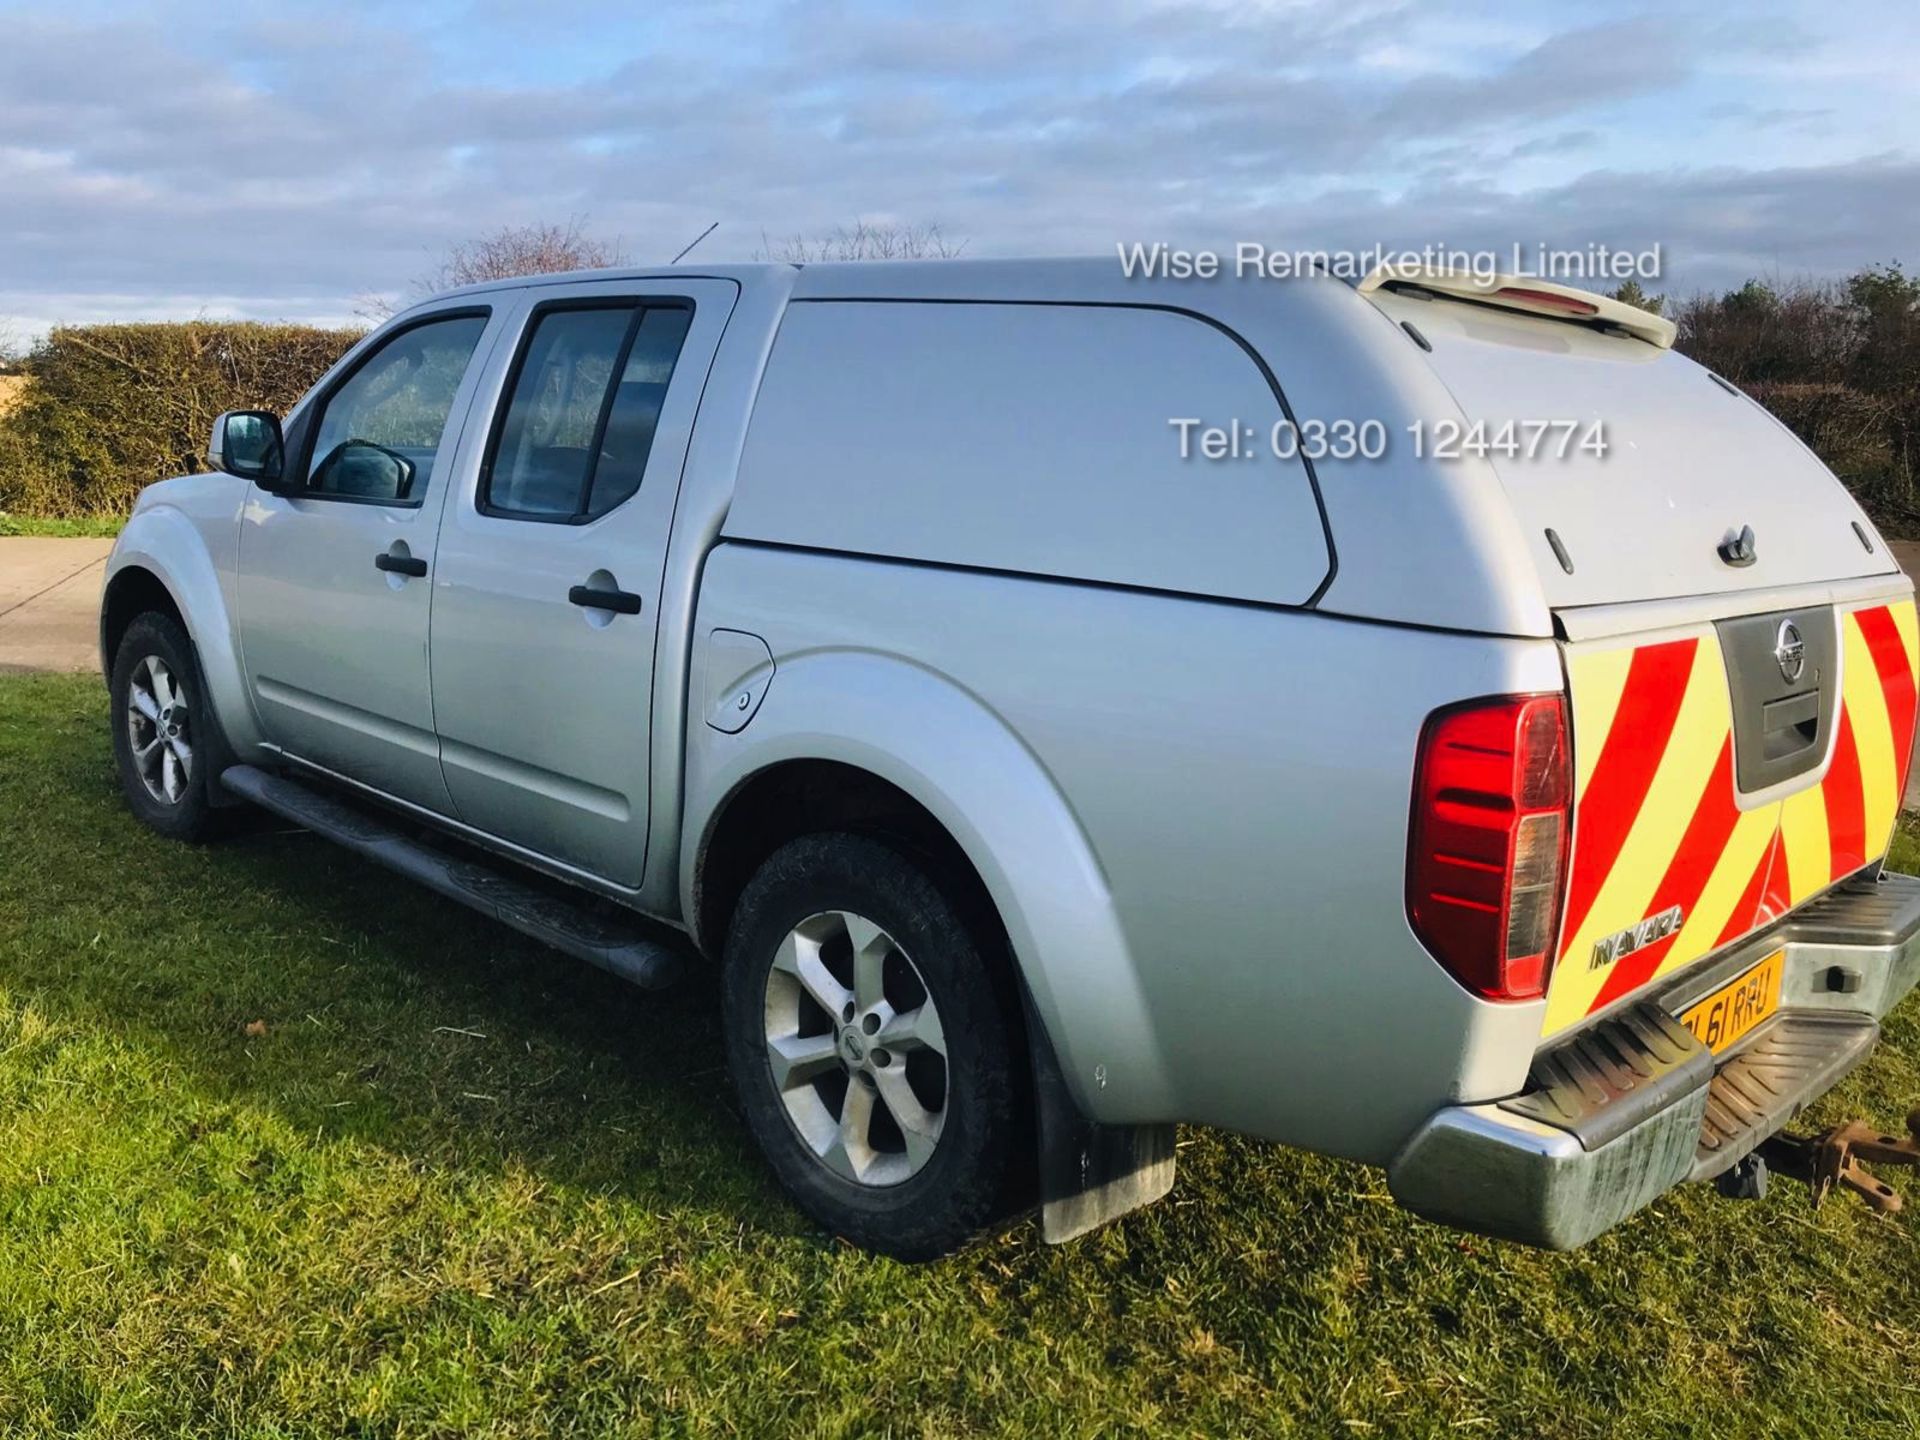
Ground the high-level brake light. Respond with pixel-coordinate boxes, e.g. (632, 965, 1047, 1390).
(1490, 286, 1600, 317)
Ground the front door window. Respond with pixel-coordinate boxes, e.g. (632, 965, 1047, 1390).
(304, 313, 490, 503)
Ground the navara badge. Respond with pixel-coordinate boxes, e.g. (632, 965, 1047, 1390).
(1590, 905, 1686, 971)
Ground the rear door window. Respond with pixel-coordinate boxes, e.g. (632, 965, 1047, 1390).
(481, 302, 693, 523)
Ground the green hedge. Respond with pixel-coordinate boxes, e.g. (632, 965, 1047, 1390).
(0, 322, 361, 518)
(1673, 266, 1920, 535)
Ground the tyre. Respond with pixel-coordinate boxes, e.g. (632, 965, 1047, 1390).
(109, 612, 220, 841)
(721, 832, 1022, 1260)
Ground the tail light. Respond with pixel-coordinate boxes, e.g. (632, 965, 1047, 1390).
(1407, 694, 1571, 1001)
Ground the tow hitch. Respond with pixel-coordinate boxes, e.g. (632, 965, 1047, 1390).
(1756, 1108, 1920, 1215)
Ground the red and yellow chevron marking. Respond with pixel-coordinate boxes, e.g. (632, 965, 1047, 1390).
(1541, 597, 1918, 1038)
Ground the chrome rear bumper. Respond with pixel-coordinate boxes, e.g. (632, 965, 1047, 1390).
(1388, 871, 1920, 1249)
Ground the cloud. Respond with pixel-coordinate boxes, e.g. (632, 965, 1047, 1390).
(1371, 17, 1691, 134)
(0, 0, 1912, 334)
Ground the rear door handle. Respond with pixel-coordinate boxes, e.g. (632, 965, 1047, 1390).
(374, 551, 428, 578)
(568, 584, 643, 616)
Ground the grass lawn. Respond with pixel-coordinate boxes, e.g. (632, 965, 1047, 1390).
(0, 514, 126, 539)
(4, 671, 1920, 1437)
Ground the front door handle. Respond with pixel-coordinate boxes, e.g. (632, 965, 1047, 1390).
(568, 584, 643, 616)
(374, 551, 428, 578)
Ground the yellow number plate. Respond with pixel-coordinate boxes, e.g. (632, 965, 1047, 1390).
(1679, 950, 1784, 1054)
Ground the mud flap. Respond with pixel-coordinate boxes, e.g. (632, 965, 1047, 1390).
(1023, 990, 1175, 1243)
(188, 636, 246, 809)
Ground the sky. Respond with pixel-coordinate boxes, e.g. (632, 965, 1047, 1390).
(1, 0, 1916, 338)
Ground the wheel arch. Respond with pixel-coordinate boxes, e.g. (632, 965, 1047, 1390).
(100, 565, 185, 677)
(103, 505, 263, 759)
(693, 758, 1000, 963)
(683, 650, 1176, 1124)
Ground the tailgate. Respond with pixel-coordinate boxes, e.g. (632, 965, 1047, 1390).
(1544, 596, 1919, 1038)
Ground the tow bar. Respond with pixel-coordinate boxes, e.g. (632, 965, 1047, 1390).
(1757, 1108, 1920, 1214)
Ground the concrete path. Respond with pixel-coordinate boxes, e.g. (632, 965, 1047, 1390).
(0, 537, 113, 674)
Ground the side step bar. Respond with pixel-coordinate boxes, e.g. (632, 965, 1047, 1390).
(222, 764, 683, 990)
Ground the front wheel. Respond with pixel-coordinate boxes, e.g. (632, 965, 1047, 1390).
(721, 832, 1022, 1260)
(109, 612, 219, 841)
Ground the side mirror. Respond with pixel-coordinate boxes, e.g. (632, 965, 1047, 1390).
(209, 410, 286, 487)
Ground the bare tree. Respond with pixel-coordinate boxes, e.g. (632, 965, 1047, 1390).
(430, 219, 626, 288)
(360, 219, 627, 319)
(756, 220, 966, 263)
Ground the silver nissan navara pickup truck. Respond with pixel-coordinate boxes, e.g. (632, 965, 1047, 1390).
(101, 258, 1920, 1259)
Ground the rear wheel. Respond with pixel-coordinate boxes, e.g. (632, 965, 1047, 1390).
(721, 832, 1021, 1259)
(109, 613, 219, 841)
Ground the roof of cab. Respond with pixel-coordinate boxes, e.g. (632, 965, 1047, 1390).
(415, 261, 795, 307)
(414, 256, 1279, 308)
